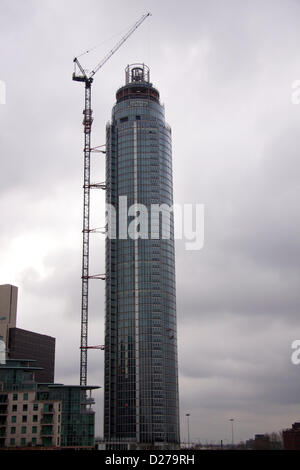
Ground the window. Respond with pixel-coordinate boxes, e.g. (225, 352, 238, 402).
(32, 426, 37, 434)
(23, 404, 28, 412)
(23, 393, 28, 400)
(21, 426, 26, 434)
(33, 404, 38, 411)
(43, 403, 53, 412)
(12, 394, 18, 401)
(21, 438, 26, 446)
(32, 438, 37, 444)
(33, 415, 38, 422)
(22, 415, 27, 423)
(10, 438, 15, 446)
(11, 416, 16, 423)
(10, 427, 16, 434)
(12, 404, 17, 412)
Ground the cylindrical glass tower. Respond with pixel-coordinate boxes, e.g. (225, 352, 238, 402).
(104, 64, 180, 450)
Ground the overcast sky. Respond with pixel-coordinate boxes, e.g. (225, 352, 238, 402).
(1, 0, 300, 444)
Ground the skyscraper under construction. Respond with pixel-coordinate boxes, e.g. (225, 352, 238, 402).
(104, 64, 179, 450)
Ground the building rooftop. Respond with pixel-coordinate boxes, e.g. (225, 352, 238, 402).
(47, 384, 100, 390)
(0, 358, 43, 370)
(115, 63, 160, 104)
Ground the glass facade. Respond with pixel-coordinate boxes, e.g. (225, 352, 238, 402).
(41, 385, 96, 447)
(104, 65, 180, 449)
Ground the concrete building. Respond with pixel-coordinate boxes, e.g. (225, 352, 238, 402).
(253, 434, 271, 450)
(0, 284, 55, 382)
(0, 285, 18, 349)
(283, 422, 300, 450)
(9, 328, 55, 383)
(0, 359, 99, 449)
(104, 64, 180, 449)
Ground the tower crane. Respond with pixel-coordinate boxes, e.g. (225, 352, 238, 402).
(73, 13, 151, 386)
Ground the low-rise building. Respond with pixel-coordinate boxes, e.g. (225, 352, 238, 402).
(283, 422, 300, 450)
(253, 434, 270, 450)
(0, 359, 99, 449)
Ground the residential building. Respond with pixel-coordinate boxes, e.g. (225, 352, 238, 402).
(283, 422, 300, 450)
(104, 64, 180, 449)
(0, 359, 98, 449)
(253, 434, 270, 450)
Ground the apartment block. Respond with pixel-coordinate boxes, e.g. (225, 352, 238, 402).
(0, 359, 98, 449)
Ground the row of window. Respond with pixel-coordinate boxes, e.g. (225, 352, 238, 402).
(115, 120, 165, 131)
(115, 183, 173, 194)
(115, 246, 175, 255)
(115, 153, 171, 163)
(8, 437, 37, 446)
(10, 415, 39, 423)
(115, 126, 171, 143)
(116, 176, 174, 187)
(115, 241, 175, 249)
(9, 425, 48, 434)
(12, 393, 30, 401)
(115, 265, 175, 274)
(116, 327, 176, 336)
(9, 402, 38, 412)
(116, 272, 175, 281)
(116, 166, 173, 177)
(115, 138, 170, 148)
(117, 151, 161, 160)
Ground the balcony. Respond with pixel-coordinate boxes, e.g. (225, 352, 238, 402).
(81, 408, 95, 414)
(0, 405, 8, 415)
(0, 395, 8, 404)
(41, 436, 53, 447)
(81, 397, 95, 405)
(41, 425, 53, 436)
(42, 404, 54, 414)
(41, 415, 53, 424)
(0, 417, 6, 426)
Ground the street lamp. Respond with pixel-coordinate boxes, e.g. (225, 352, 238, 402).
(229, 418, 234, 447)
(186, 413, 191, 448)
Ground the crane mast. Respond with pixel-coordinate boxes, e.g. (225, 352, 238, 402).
(73, 13, 151, 386)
